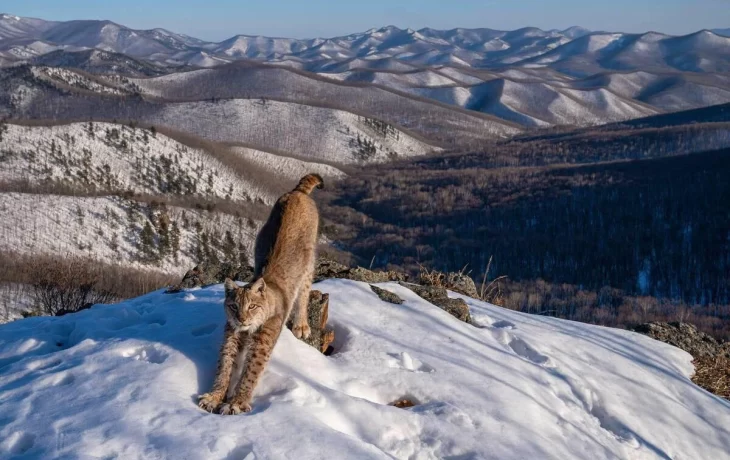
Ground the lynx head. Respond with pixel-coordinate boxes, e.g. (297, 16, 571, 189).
(224, 278, 272, 332)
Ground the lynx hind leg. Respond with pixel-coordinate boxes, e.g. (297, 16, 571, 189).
(292, 279, 312, 339)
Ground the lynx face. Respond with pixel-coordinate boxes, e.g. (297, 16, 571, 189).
(224, 278, 270, 333)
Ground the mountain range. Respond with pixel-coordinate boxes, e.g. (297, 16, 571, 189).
(2, 13, 730, 131)
(2, 14, 730, 75)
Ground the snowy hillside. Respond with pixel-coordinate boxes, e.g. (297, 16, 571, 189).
(0, 279, 728, 459)
(229, 146, 346, 181)
(0, 122, 270, 203)
(0, 193, 259, 274)
(150, 99, 441, 163)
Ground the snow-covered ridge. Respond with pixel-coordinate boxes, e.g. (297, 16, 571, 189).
(32, 66, 136, 95)
(0, 279, 727, 458)
(1, 14, 729, 75)
(229, 146, 346, 181)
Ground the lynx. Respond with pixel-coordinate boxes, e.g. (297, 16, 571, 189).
(198, 173, 323, 415)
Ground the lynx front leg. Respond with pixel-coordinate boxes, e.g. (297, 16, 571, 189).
(219, 316, 284, 415)
(198, 325, 241, 413)
(291, 280, 312, 339)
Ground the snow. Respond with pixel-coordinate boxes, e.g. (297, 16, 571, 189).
(32, 66, 132, 95)
(0, 122, 269, 203)
(150, 99, 440, 164)
(0, 193, 259, 274)
(0, 279, 728, 459)
(0, 282, 31, 323)
(229, 146, 346, 181)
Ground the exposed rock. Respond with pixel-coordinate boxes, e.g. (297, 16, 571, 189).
(632, 322, 730, 359)
(446, 273, 479, 299)
(398, 282, 472, 324)
(313, 258, 349, 282)
(419, 269, 479, 299)
(287, 290, 334, 354)
(370, 285, 404, 305)
(633, 322, 730, 401)
(166, 262, 255, 293)
(390, 399, 417, 409)
(314, 258, 408, 284)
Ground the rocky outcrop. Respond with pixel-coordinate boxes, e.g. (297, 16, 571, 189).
(418, 270, 479, 299)
(287, 290, 335, 354)
(169, 258, 475, 353)
(370, 285, 404, 305)
(166, 262, 255, 293)
(398, 282, 472, 324)
(445, 273, 479, 299)
(633, 322, 730, 400)
(314, 258, 409, 284)
(632, 322, 730, 359)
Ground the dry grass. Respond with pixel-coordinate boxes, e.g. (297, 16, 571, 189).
(418, 261, 506, 305)
(478, 256, 507, 306)
(692, 355, 730, 400)
(0, 251, 178, 316)
(417, 264, 447, 288)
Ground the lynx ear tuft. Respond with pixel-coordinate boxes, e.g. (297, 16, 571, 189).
(224, 278, 238, 293)
(251, 277, 266, 294)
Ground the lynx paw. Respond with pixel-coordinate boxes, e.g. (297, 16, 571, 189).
(218, 402, 252, 415)
(198, 393, 222, 413)
(293, 322, 311, 339)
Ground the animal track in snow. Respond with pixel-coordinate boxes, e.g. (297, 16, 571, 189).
(27, 358, 62, 372)
(2, 431, 35, 455)
(550, 370, 642, 449)
(508, 337, 551, 366)
(387, 352, 435, 373)
(412, 401, 476, 429)
(471, 314, 515, 330)
(53, 373, 76, 387)
(121, 346, 168, 364)
(191, 324, 218, 337)
(143, 313, 167, 326)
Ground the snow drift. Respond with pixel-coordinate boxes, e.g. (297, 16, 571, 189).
(0, 279, 728, 459)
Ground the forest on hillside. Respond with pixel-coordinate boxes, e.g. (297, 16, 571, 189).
(323, 123, 730, 339)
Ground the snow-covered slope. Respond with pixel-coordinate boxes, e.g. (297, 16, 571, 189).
(0, 122, 269, 202)
(0, 193, 258, 274)
(149, 99, 441, 163)
(229, 146, 346, 181)
(30, 49, 169, 77)
(0, 279, 727, 459)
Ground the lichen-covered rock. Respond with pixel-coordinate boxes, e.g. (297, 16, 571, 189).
(632, 322, 730, 359)
(166, 262, 255, 293)
(287, 290, 334, 354)
(446, 273, 479, 299)
(314, 258, 408, 284)
(397, 282, 472, 324)
(370, 285, 404, 305)
(419, 270, 479, 299)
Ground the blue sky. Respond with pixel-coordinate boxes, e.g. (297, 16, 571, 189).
(4, 0, 729, 40)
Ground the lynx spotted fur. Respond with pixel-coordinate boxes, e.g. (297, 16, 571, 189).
(198, 173, 323, 415)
